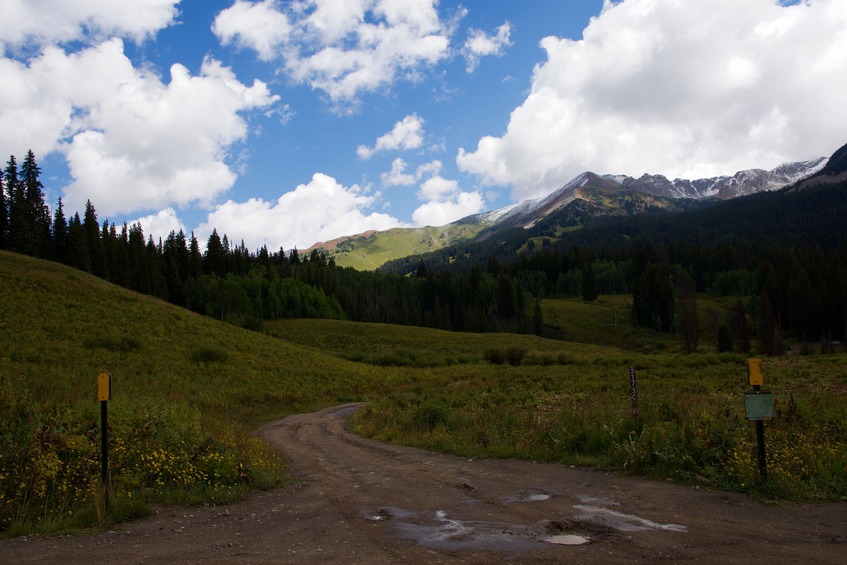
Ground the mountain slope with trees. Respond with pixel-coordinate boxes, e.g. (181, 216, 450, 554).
(3, 143, 846, 351)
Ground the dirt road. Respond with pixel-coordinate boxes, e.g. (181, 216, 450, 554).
(3, 403, 845, 563)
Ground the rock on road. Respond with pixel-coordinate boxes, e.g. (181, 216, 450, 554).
(2, 403, 845, 563)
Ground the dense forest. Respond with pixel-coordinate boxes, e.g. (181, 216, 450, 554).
(3, 149, 847, 353)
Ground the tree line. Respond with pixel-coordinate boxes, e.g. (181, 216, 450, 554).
(3, 150, 847, 352)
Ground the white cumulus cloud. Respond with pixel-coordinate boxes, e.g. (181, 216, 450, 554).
(0, 39, 279, 217)
(357, 114, 425, 159)
(0, 0, 179, 48)
(457, 0, 847, 202)
(381, 158, 417, 186)
(211, 0, 293, 61)
(393, 159, 484, 227)
(462, 21, 511, 72)
(133, 208, 186, 244)
(212, 0, 458, 109)
(195, 173, 405, 251)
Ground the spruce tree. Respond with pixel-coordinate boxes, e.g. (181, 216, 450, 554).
(52, 198, 68, 263)
(21, 150, 51, 257)
(676, 271, 698, 353)
(5, 154, 28, 253)
(83, 200, 108, 279)
(188, 232, 203, 280)
(108, 222, 130, 287)
(582, 261, 597, 302)
(66, 212, 90, 272)
(533, 298, 544, 336)
(733, 297, 751, 354)
(127, 223, 149, 292)
(204, 229, 226, 276)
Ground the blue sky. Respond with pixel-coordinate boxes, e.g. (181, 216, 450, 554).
(2, 0, 846, 252)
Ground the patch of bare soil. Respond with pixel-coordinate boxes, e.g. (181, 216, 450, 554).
(2, 403, 845, 563)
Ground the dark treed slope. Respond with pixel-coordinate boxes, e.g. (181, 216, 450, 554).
(3, 143, 847, 348)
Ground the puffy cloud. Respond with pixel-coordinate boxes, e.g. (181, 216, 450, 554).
(381, 157, 416, 186)
(195, 173, 405, 251)
(393, 159, 484, 227)
(0, 0, 179, 48)
(463, 21, 511, 72)
(212, 0, 292, 61)
(133, 208, 185, 244)
(0, 39, 279, 216)
(412, 189, 484, 227)
(457, 0, 847, 202)
(357, 114, 425, 159)
(212, 0, 457, 109)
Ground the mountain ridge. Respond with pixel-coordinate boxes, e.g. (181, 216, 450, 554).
(308, 155, 828, 270)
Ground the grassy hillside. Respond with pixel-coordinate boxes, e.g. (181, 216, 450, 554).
(0, 251, 406, 533)
(309, 222, 486, 270)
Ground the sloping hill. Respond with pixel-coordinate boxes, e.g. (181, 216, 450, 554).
(0, 250, 402, 531)
(308, 221, 487, 271)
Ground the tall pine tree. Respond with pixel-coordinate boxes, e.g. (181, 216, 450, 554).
(5, 154, 28, 253)
(52, 198, 68, 263)
(83, 200, 108, 279)
(21, 150, 51, 257)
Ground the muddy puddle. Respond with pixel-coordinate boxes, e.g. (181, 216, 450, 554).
(359, 491, 686, 554)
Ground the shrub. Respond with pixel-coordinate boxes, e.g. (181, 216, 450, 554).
(83, 335, 142, 353)
(413, 401, 450, 432)
(484, 348, 505, 365)
(190, 347, 228, 365)
(484, 346, 528, 366)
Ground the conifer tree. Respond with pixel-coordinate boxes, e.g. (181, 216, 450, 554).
(127, 223, 149, 292)
(188, 232, 203, 280)
(5, 154, 28, 253)
(204, 229, 226, 276)
(676, 270, 699, 353)
(21, 150, 51, 257)
(533, 298, 544, 336)
(733, 297, 751, 354)
(83, 200, 108, 279)
(52, 198, 68, 263)
(107, 222, 130, 287)
(66, 212, 90, 272)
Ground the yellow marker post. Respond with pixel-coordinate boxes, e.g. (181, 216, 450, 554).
(98, 372, 112, 511)
(747, 358, 763, 387)
(98, 372, 112, 401)
(745, 359, 768, 482)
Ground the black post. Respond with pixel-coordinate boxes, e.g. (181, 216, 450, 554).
(753, 384, 767, 482)
(101, 399, 109, 510)
(755, 420, 767, 481)
(629, 366, 639, 424)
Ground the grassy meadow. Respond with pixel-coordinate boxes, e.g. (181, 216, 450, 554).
(0, 251, 407, 534)
(316, 222, 486, 270)
(1, 251, 845, 536)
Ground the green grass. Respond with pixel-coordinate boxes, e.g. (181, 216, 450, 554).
(310, 223, 487, 271)
(0, 251, 408, 534)
(1, 250, 845, 537)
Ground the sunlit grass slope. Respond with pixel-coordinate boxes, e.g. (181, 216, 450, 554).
(313, 223, 486, 270)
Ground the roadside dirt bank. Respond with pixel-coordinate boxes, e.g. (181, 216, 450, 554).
(2, 403, 845, 563)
